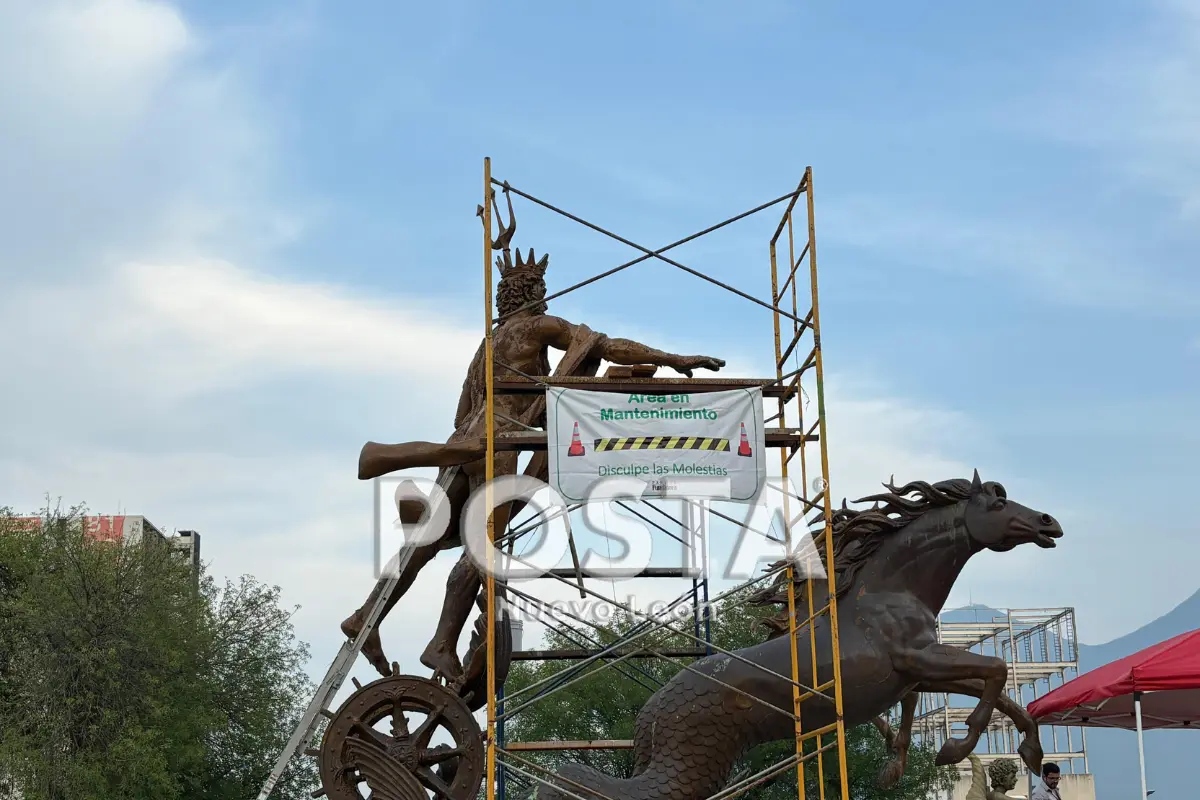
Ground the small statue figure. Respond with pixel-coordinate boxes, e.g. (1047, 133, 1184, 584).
(966, 754, 1021, 800)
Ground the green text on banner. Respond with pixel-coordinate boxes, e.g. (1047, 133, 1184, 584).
(545, 387, 766, 503)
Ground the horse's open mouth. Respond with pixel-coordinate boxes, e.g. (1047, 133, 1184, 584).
(1008, 517, 1063, 548)
(1034, 530, 1062, 548)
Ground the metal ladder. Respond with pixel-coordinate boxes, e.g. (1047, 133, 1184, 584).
(256, 467, 460, 800)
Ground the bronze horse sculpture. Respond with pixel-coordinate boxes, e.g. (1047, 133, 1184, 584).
(535, 472, 1063, 800)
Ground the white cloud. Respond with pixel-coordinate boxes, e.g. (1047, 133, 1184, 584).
(0, 0, 1075, 699)
(0, 0, 292, 283)
(1, 256, 991, 686)
(1022, 0, 1200, 220)
(803, 0, 1200, 316)
(0, 0, 471, 695)
(1, 259, 480, 399)
(0, 0, 191, 131)
(820, 194, 1199, 313)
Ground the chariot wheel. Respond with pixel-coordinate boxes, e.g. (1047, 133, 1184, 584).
(318, 669, 484, 800)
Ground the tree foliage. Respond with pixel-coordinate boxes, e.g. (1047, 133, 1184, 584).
(0, 506, 319, 800)
(500, 589, 957, 800)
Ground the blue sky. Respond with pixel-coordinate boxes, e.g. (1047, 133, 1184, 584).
(1, 0, 1198, 695)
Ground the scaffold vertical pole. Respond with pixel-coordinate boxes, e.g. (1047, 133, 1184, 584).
(805, 167, 852, 800)
(473, 160, 849, 800)
(770, 166, 850, 800)
(790, 180, 830, 800)
(770, 177, 807, 800)
(483, 155, 499, 800)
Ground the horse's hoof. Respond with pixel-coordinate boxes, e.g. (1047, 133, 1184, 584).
(876, 760, 904, 789)
(1018, 738, 1044, 774)
(935, 738, 972, 766)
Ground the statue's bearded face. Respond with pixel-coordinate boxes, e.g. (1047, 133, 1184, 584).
(496, 270, 547, 317)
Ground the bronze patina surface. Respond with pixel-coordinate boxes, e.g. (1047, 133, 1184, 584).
(340, 190, 724, 692)
(534, 473, 1063, 800)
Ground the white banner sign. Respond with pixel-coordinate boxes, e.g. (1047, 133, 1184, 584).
(545, 387, 766, 503)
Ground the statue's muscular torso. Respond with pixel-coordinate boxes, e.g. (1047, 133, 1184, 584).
(447, 315, 566, 479)
(344, 299, 722, 681)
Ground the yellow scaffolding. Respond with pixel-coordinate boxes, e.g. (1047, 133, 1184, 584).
(480, 157, 849, 800)
(769, 169, 850, 800)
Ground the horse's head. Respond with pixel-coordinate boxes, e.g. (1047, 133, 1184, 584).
(962, 469, 1063, 552)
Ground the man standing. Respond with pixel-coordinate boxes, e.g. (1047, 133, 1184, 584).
(1031, 762, 1061, 800)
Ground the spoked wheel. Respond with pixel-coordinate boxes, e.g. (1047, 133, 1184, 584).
(318, 668, 484, 800)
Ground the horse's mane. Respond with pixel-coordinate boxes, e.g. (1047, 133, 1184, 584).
(750, 477, 980, 638)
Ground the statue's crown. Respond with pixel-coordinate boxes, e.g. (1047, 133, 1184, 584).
(497, 247, 548, 277)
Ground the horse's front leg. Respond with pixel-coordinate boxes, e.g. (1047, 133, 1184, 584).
(876, 692, 918, 789)
(871, 716, 896, 751)
(895, 644, 1008, 765)
(918, 678, 1044, 775)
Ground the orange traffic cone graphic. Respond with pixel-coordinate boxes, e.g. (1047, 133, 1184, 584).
(737, 422, 752, 457)
(567, 421, 586, 457)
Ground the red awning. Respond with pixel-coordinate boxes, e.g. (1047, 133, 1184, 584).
(1028, 628, 1200, 730)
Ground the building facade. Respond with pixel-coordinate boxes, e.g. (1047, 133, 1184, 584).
(907, 606, 1095, 800)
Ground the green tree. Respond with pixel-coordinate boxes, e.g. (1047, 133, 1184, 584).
(500, 589, 956, 800)
(0, 506, 319, 799)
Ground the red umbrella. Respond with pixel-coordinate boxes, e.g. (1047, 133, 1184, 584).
(1028, 628, 1200, 799)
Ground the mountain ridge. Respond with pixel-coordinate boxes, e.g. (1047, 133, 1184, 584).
(1075, 587, 1200, 800)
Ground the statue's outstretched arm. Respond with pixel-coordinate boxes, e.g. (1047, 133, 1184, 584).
(534, 316, 726, 377)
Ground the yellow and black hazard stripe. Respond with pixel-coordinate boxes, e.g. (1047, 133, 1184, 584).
(592, 436, 731, 453)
